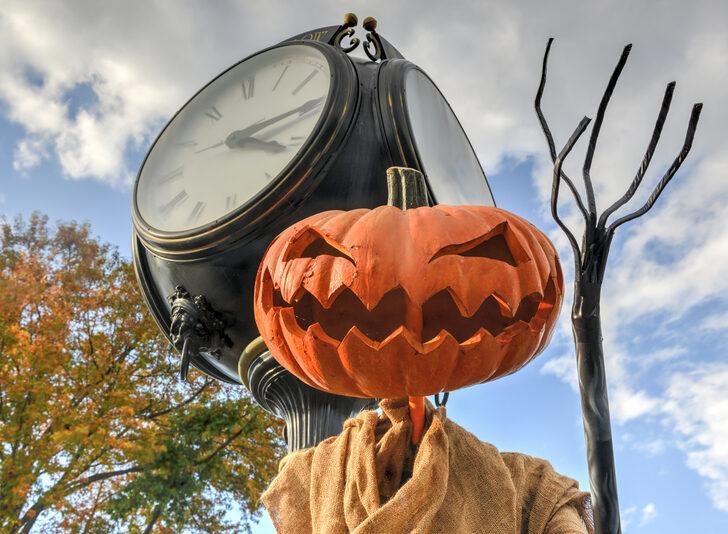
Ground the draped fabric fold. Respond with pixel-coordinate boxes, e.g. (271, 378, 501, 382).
(262, 398, 593, 534)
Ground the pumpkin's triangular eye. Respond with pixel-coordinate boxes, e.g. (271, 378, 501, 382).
(428, 222, 527, 266)
(283, 228, 355, 265)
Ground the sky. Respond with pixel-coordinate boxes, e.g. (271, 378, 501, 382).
(1, 0, 726, 532)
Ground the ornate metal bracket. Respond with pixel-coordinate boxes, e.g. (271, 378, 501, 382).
(330, 13, 386, 62)
(167, 285, 232, 381)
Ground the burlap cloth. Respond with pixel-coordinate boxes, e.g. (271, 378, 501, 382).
(262, 398, 593, 534)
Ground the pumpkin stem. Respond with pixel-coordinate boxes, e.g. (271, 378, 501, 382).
(386, 167, 429, 209)
(409, 395, 425, 445)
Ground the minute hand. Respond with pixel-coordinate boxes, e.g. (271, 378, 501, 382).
(234, 97, 325, 138)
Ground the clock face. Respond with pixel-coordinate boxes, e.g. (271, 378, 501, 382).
(135, 44, 332, 233)
(404, 69, 494, 206)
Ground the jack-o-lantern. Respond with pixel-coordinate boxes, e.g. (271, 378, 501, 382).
(254, 198, 563, 402)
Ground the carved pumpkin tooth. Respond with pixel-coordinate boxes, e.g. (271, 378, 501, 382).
(448, 329, 503, 390)
(262, 309, 312, 382)
(302, 323, 363, 394)
(381, 325, 423, 353)
(338, 327, 409, 397)
(306, 321, 341, 347)
(292, 286, 306, 303)
(491, 292, 514, 317)
(493, 322, 541, 378)
(423, 329, 455, 352)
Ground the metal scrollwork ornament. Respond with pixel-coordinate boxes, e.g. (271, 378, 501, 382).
(332, 13, 360, 53)
(167, 285, 231, 381)
(362, 17, 383, 62)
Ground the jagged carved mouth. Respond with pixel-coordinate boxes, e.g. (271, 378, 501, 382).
(270, 282, 556, 345)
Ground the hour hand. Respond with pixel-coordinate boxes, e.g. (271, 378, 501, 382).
(225, 132, 286, 152)
(233, 97, 325, 138)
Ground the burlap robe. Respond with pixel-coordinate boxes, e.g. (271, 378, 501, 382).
(263, 398, 593, 533)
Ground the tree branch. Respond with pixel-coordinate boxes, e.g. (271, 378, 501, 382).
(143, 379, 213, 419)
(142, 505, 162, 534)
(196, 427, 246, 467)
(67, 465, 145, 493)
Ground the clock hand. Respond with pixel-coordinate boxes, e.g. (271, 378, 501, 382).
(194, 140, 225, 153)
(224, 131, 288, 152)
(231, 96, 325, 139)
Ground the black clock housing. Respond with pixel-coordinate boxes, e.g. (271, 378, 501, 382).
(132, 23, 494, 384)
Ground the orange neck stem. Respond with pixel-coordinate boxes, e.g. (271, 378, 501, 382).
(409, 396, 425, 445)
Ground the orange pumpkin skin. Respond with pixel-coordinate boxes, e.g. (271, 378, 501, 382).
(254, 205, 563, 398)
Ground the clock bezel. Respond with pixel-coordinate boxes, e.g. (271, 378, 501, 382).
(132, 40, 359, 259)
(376, 59, 495, 207)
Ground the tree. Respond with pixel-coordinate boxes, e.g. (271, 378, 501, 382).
(0, 214, 285, 533)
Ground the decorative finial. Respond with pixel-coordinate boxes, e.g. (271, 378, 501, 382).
(362, 16, 377, 31)
(343, 13, 358, 27)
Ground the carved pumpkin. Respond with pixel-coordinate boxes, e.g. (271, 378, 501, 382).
(254, 204, 563, 399)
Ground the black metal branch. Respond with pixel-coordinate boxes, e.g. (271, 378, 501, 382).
(582, 44, 632, 223)
(598, 82, 675, 228)
(535, 38, 703, 534)
(608, 102, 703, 230)
(535, 37, 590, 222)
(553, 116, 592, 278)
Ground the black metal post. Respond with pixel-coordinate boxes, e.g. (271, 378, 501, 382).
(239, 338, 377, 453)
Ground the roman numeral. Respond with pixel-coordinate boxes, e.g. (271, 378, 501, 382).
(225, 194, 237, 211)
(160, 190, 188, 215)
(272, 65, 288, 91)
(173, 140, 197, 148)
(188, 201, 206, 224)
(204, 106, 223, 120)
(265, 172, 273, 180)
(158, 166, 183, 184)
(242, 76, 255, 99)
(292, 70, 318, 95)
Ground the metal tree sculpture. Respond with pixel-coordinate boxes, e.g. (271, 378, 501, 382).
(535, 39, 702, 534)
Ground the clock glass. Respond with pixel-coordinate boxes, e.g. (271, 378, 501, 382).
(135, 44, 332, 233)
(404, 69, 494, 206)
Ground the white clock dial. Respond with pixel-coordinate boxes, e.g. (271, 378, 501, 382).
(404, 69, 494, 206)
(136, 45, 332, 233)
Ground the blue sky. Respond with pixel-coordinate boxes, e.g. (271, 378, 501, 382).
(1, 1, 727, 532)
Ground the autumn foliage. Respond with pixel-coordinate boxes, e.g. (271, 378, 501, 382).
(0, 214, 284, 533)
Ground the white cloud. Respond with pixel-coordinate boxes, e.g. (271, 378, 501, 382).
(640, 503, 658, 525)
(662, 363, 728, 511)
(638, 439, 667, 457)
(701, 311, 728, 331)
(621, 502, 658, 531)
(540, 352, 579, 392)
(611, 387, 660, 424)
(621, 505, 637, 531)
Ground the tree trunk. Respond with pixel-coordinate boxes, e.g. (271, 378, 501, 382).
(143, 505, 162, 534)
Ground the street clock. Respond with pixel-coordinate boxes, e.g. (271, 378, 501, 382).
(132, 16, 495, 384)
